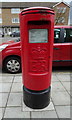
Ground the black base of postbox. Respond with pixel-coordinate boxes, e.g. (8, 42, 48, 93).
(23, 86, 51, 109)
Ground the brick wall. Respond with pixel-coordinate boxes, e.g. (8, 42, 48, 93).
(54, 2, 70, 25)
(2, 8, 21, 26)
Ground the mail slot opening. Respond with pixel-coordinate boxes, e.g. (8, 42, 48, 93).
(28, 21, 49, 25)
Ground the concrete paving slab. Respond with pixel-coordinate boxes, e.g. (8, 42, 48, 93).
(1, 76, 14, 83)
(52, 82, 66, 92)
(61, 82, 70, 91)
(4, 107, 30, 118)
(55, 106, 70, 118)
(0, 73, 14, 76)
(70, 106, 72, 119)
(52, 75, 59, 82)
(11, 82, 22, 93)
(0, 76, 2, 82)
(22, 99, 54, 112)
(13, 73, 22, 76)
(51, 91, 70, 106)
(7, 93, 22, 107)
(70, 97, 72, 105)
(0, 108, 2, 120)
(0, 93, 8, 107)
(0, 108, 4, 120)
(31, 110, 58, 118)
(0, 93, 2, 107)
(68, 91, 72, 97)
(70, 74, 72, 80)
(0, 83, 2, 92)
(55, 71, 70, 75)
(14, 76, 22, 83)
(0, 70, 71, 119)
(0, 83, 11, 93)
(56, 74, 70, 82)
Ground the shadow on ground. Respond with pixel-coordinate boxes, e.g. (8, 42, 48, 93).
(52, 66, 72, 72)
(0, 66, 71, 74)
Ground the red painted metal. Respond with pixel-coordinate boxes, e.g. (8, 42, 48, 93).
(20, 7, 54, 91)
(0, 26, 72, 68)
(53, 26, 72, 66)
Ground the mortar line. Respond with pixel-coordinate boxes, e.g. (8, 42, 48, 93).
(56, 74, 71, 97)
(2, 75, 15, 119)
(30, 111, 32, 120)
(51, 74, 60, 120)
(51, 98, 60, 120)
(55, 73, 71, 119)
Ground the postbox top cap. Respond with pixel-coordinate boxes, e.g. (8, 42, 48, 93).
(21, 6, 54, 14)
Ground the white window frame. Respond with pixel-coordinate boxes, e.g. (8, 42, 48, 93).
(0, 18, 2, 23)
(12, 18, 19, 23)
(61, 17, 65, 23)
(58, 17, 65, 23)
(57, 7, 66, 13)
(62, 7, 66, 13)
(0, 8, 2, 14)
(11, 8, 20, 14)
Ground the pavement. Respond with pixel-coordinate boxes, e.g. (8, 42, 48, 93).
(0, 36, 20, 44)
(0, 69, 72, 119)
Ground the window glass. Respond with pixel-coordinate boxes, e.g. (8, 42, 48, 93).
(0, 9, 2, 14)
(64, 28, 72, 42)
(29, 29, 48, 43)
(11, 8, 20, 14)
(54, 29, 60, 43)
(58, 17, 65, 23)
(0, 18, 2, 23)
(12, 18, 19, 23)
(12, 28, 19, 32)
(57, 7, 66, 13)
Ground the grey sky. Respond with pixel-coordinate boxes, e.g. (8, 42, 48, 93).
(0, 0, 72, 3)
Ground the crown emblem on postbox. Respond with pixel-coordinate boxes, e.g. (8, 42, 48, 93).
(31, 46, 47, 60)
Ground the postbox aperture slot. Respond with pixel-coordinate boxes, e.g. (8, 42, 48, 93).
(29, 29, 48, 43)
(28, 21, 49, 25)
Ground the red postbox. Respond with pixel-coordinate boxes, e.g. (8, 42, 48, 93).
(20, 7, 55, 109)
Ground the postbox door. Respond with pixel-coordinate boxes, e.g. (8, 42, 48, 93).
(28, 27, 50, 73)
